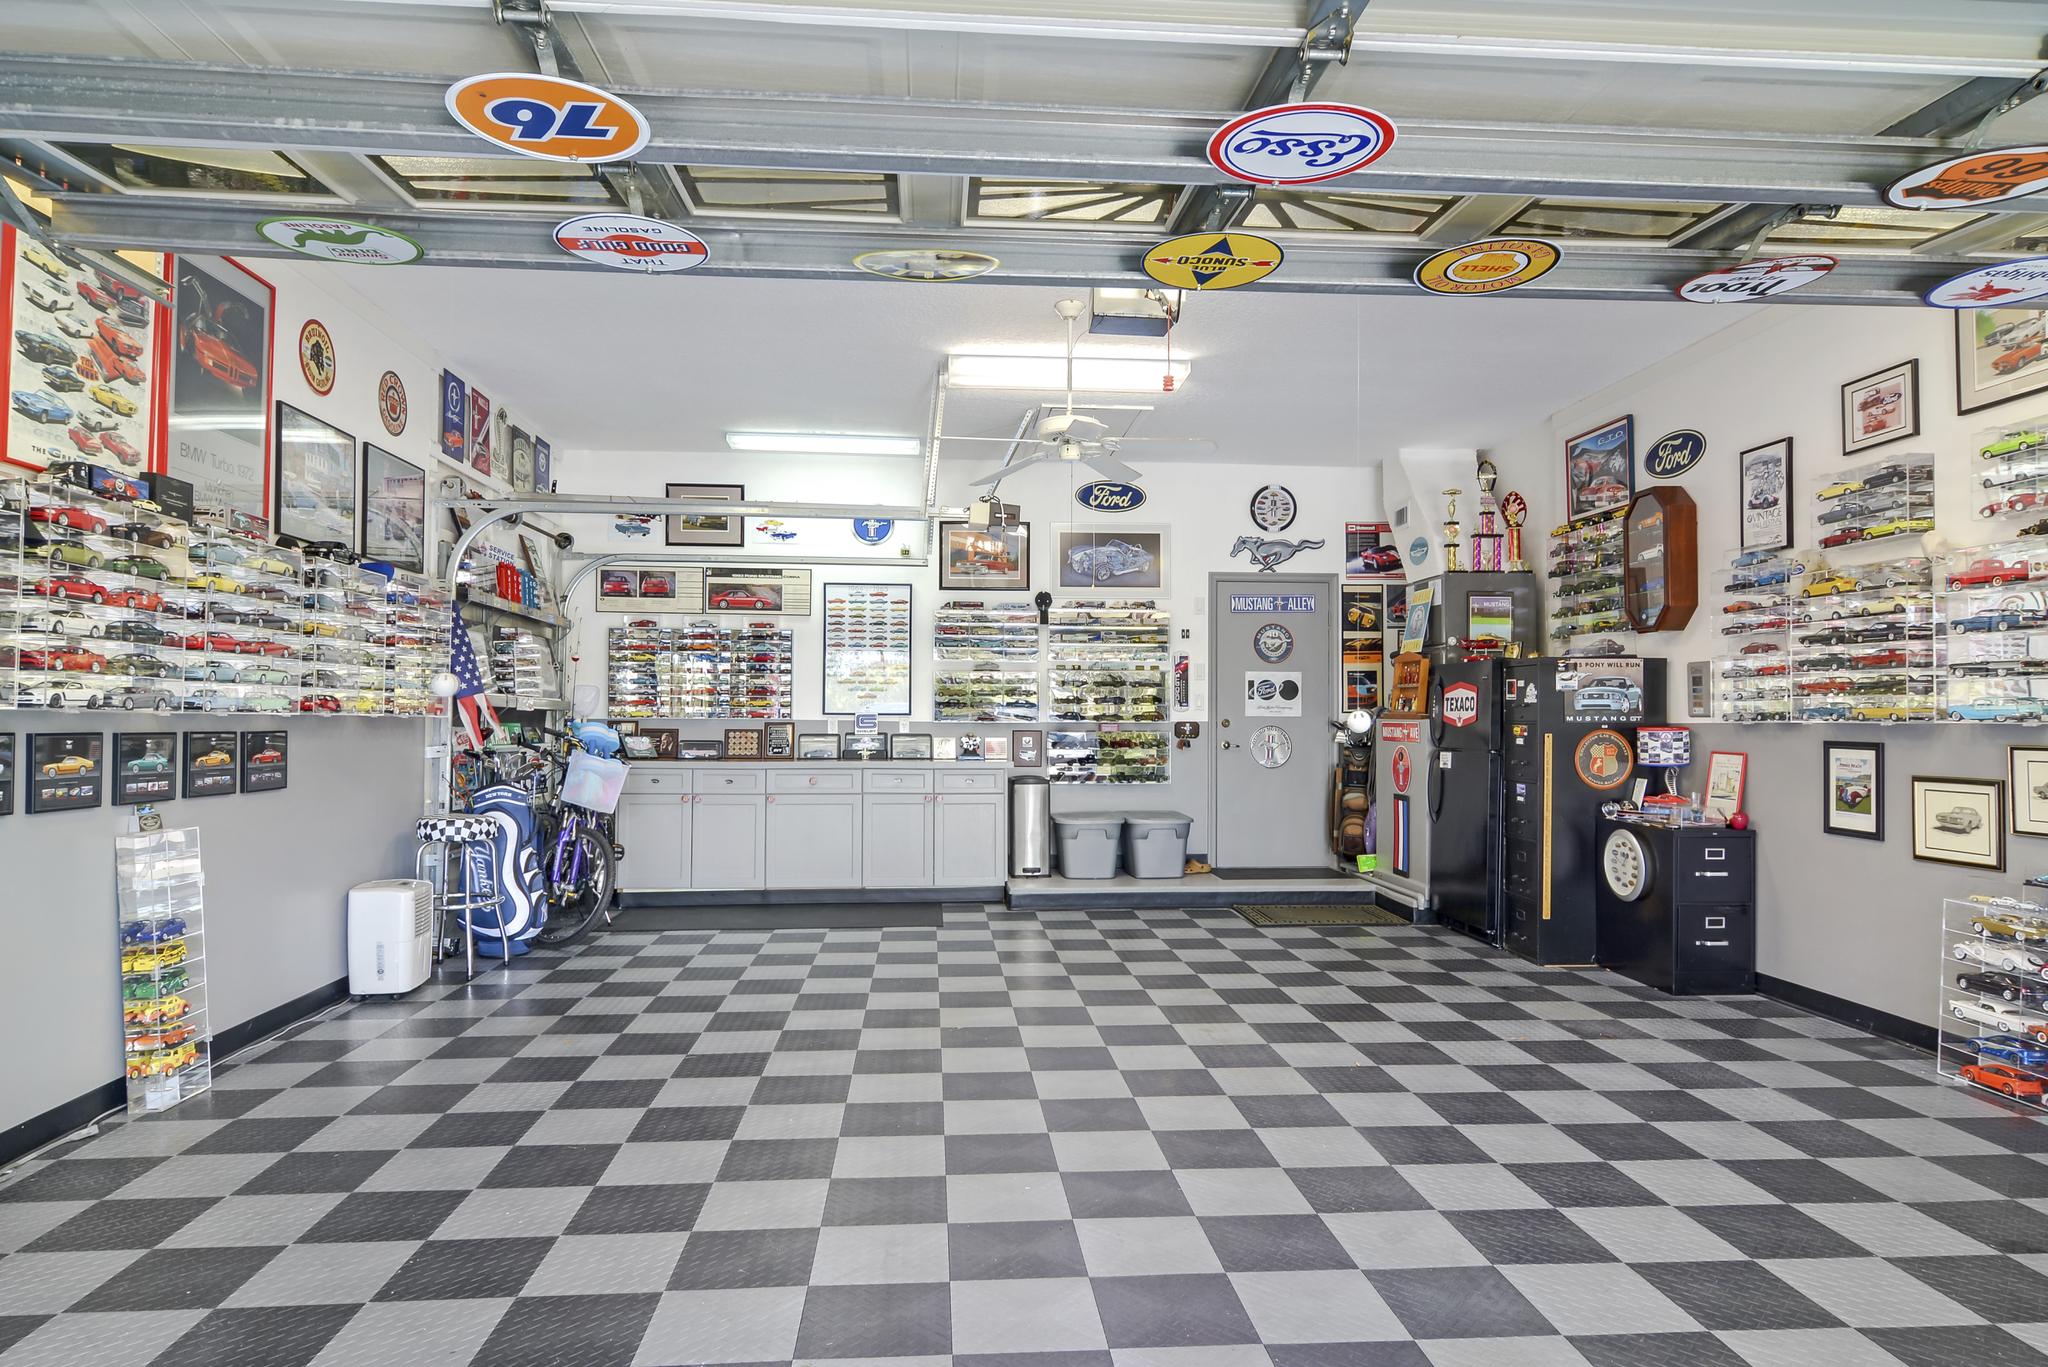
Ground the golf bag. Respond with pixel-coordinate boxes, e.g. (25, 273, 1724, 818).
(464, 783, 547, 951)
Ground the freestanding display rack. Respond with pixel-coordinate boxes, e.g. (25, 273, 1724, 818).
(1939, 896, 2048, 1110)
(117, 827, 211, 1114)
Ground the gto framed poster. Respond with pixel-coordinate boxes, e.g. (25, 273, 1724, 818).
(183, 731, 240, 799)
(241, 730, 288, 792)
(362, 443, 427, 572)
(29, 732, 104, 813)
(168, 255, 273, 522)
(274, 402, 358, 550)
(1564, 415, 1633, 522)
(115, 733, 177, 807)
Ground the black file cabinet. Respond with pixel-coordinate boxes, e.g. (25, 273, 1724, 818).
(1594, 818, 1756, 995)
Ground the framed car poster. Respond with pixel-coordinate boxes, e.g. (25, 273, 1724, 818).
(274, 402, 359, 550)
(509, 425, 535, 493)
(183, 731, 240, 799)
(28, 732, 104, 814)
(1738, 437, 1793, 552)
(1957, 307, 2048, 413)
(439, 370, 467, 462)
(938, 520, 1030, 591)
(1056, 528, 1166, 591)
(167, 255, 272, 522)
(0, 733, 13, 816)
(822, 583, 912, 715)
(115, 733, 177, 807)
(362, 444, 426, 572)
(468, 386, 492, 476)
(1564, 415, 1633, 522)
(666, 482, 745, 547)
(1842, 359, 1919, 455)
(534, 436, 552, 494)
(241, 730, 288, 793)
(1704, 750, 1747, 822)
(2008, 745, 2048, 838)
(1823, 740, 1882, 841)
(1913, 775, 2004, 870)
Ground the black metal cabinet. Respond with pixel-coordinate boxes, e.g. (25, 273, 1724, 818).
(1594, 818, 1756, 995)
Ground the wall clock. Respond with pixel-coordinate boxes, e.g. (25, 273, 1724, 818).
(1249, 484, 1297, 532)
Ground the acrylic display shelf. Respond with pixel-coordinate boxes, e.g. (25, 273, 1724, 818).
(117, 827, 211, 1115)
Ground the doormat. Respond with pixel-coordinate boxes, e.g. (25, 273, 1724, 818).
(610, 904, 944, 932)
(1235, 904, 1408, 927)
(1212, 867, 1345, 881)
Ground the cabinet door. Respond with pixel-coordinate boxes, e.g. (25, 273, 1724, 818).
(616, 791, 688, 890)
(765, 794, 863, 889)
(864, 794, 934, 888)
(688, 795, 765, 889)
(934, 795, 1004, 886)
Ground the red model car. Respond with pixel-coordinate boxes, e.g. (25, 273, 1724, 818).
(177, 631, 245, 653)
(75, 279, 113, 312)
(1744, 662, 1789, 677)
(95, 316, 142, 360)
(2009, 491, 2048, 514)
(30, 504, 108, 534)
(1797, 677, 1853, 694)
(242, 640, 295, 658)
(710, 589, 777, 610)
(1962, 1061, 2045, 1098)
(181, 323, 259, 394)
(1996, 340, 2046, 376)
(34, 575, 107, 603)
(1739, 641, 1782, 655)
(1820, 527, 1865, 549)
(299, 694, 341, 713)
(103, 587, 165, 612)
(1855, 648, 1912, 668)
(98, 433, 141, 465)
(20, 646, 107, 672)
(66, 426, 99, 454)
(250, 747, 284, 765)
(1950, 558, 2032, 588)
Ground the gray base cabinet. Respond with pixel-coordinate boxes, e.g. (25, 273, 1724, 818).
(865, 794, 935, 887)
(766, 794, 862, 889)
(688, 794, 765, 889)
(935, 795, 1003, 885)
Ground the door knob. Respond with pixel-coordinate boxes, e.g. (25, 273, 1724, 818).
(1221, 740, 1234, 750)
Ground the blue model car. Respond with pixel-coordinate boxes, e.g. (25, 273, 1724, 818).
(1970, 1035, 2048, 1065)
(1801, 702, 1852, 720)
(10, 388, 73, 424)
(1754, 567, 1793, 587)
(1948, 698, 2041, 721)
(1953, 611, 2026, 633)
(1732, 550, 1776, 569)
(120, 917, 187, 946)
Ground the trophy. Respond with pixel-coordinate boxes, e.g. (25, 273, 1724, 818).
(1500, 490, 1530, 572)
(1472, 459, 1503, 572)
(1442, 487, 1463, 573)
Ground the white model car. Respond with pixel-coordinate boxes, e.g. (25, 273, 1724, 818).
(1953, 936, 2048, 978)
(1949, 995, 2047, 1038)
(13, 607, 102, 637)
(13, 679, 108, 709)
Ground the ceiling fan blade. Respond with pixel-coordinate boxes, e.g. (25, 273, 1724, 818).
(968, 454, 1052, 486)
(937, 435, 1052, 444)
(1084, 452, 1145, 483)
(1097, 436, 1217, 449)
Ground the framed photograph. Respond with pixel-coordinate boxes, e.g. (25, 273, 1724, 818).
(983, 735, 1010, 761)
(114, 733, 176, 807)
(796, 733, 839, 761)
(762, 722, 795, 760)
(1823, 740, 1882, 840)
(1704, 750, 1747, 822)
(939, 521, 1030, 591)
(677, 737, 726, 761)
(1957, 308, 2048, 414)
(168, 255, 271, 519)
(240, 729, 288, 793)
(28, 732, 104, 814)
(275, 401, 359, 550)
(933, 736, 959, 761)
(1738, 437, 1793, 552)
(1842, 359, 1919, 455)
(889, 733, 934, 760)
(1012, 728, 1043, 769)
(2008, 745, 2048, 838)
(1564, 415, 1634, 522)
(1056, 527, 1166, 592)
(182, 730, 239, 799)
(1913, 775, 2005, 870)
(666, 482, 745, 547)
(361, 444, 426, 572)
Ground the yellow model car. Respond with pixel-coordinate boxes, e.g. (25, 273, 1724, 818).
(89, 383, 137, 417)
(1866, 517, 1935, 537)
(122, 941, 189, 975)
(39, 753, 95, 778)
(1849, 704, 1929, 721)
(124, 994, 191, 1026)
(1973, 909, 2048, 942)
(301, 620, 340, 638)
(186, 571, 242, 594)
(194, 749, 234, 768)
(343, 693, 382, 714)
(127, 1042, 198, 1080)
(242, 553, 295, 576)
(1817, 479, 1864, 500)
(1800, 575, 1857, 598)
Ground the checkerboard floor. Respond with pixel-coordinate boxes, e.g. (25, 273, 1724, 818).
(5, 906, 2048, 1367)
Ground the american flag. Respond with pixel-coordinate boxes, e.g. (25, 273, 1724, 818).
(450, 618, 498, 751)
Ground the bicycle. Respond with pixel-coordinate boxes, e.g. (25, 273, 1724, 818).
(494, 722, 623, 949)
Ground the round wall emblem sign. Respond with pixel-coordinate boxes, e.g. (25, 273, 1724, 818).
(1207, 102, 1397, 185)
(1250, 725, 1292, 768)
(1887, 145, 2048, 210)
(378, 370, 407, 436)
(852, 518, 895, 544)
(258, 217, 422, 264)
(853, 248, 998, 282)
(1643, 429, 1706, 479)
(445, 72, 650, 163)
(1677, 255, 1835, 303)
(1253, 622, 1294, 663)
(1926, 256, 2048, 309)
(554, 214, 708, 272)
(1408, 535, 1430, 565)
(1573, 729, 1635, 790)
(1414, 238, 1561, 295)
(297, 319, 335, 395)
(1143, 232, 1283, 290)
(1252, 678, 1279, 701)
(1248, 484, 1297, 532)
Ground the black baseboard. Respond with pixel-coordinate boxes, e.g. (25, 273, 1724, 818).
(1758, 973, 1937, 1053)
(622, 887, 1001, 908)
(214, 976, 350, 1058)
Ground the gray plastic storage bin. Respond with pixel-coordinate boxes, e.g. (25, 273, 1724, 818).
(1121, 811, 1193, 879)
(1053, 814, 1124, 879)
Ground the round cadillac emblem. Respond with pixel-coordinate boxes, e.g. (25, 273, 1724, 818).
(1250, 725, 1292, 768)
(1253, 622, 1294, 663)
(298, 319, 335, 395)
(378, 370, 407, 435)
(1249, 484, 1297, 532)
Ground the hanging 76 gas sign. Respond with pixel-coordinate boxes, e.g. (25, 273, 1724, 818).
(446, 73, 651, 163)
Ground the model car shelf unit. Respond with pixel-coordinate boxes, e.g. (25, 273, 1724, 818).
(117, 827, 210, 1114)
(1940, 896, 2048, 1111)
(1974, 418, 2048, 527)
(1547, 509, 1635, 654)
(1713, 548, 1798, 722)
(462, 587, 567, 715)
(1813, 453, 1934, 555)
(1046, 598, 1169, 783)
(1787, 553, 1939, 722)
(605, 620, 795, 720)
(1940, 535, 2048, 722)
(933, 598, 1040, 722)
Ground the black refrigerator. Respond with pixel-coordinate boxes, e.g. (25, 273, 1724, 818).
(1425, 657, 1509, 944)
(1502, 657, 1666, 965)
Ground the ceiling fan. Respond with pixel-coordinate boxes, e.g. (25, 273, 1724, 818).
(942, 298, 1211, 487)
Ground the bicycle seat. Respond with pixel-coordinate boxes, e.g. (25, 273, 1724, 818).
(571, 721, 623, 759)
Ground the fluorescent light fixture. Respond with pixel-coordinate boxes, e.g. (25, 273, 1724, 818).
(947, 352, 1191, 392)
(724, 431, 921, 456)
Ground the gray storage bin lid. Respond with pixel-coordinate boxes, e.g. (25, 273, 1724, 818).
(1053, 814, 1125, 832)
(1121, 811, 1193, 830)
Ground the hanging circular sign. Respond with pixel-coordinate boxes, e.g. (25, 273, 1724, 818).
(444, 72, 650, 163)
(852, 518, 895, 544)
(1926, 256, 2048, 309)
(1573, 729, 1635, 791)
(1143, 232, 1284, 290)
(554, 214, 708, 272)
(1248, 484, 1297, 532)
(1886, 145, 2048, 210)
(1253, 622, 1295, 663)
(1250, 725, 1293, 768)
(378, 371, 408, 436)
(1207, 102, 1396, 185)
(1677, 255, 1836, 303)
(1643, 429, 1706, 479)
(1408, 536, 1430, 566)
(853, 249, 999, 282)
(1391, 745, 1411, 793)
(297, 319, 335, 395)
(257, 217, 423, 265)
(1414, 238, 1561, 295)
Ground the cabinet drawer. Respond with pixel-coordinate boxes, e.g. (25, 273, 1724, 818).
(771, 769, 858, 793)
(1677, 836, 1753, 894)
(937, 770, 1003, 793)
(696, 769, 764, 794)
(624, 767, 691, 795)
(865, 769, 933, 793)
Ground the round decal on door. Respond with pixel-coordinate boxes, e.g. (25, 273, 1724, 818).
(1391, 745, 1411, 793)
(1414, 238, 1561, 295)
(1207, 102, 1397, 185)
(1886, 145, 2048, 210)
(1253, 678, 1279, 702)
(1252, 623, 1294, 663)
(445, 72, 651, 163)
(1573, 729, 1635, 790)
(378, 370, 407, 436)
(297, 320, 335, 395)
(554, 214, 708, 272)
(1677, 255, 1835, 303)
(1250, 725, 1292, 768)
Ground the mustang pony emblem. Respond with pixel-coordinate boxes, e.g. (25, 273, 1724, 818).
(295, 226, 372, 249)
(1230, 535, 1325, 571)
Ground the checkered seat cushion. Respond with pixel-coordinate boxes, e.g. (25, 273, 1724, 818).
(415, 815, 497, 844)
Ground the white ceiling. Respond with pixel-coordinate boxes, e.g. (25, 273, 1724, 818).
(321, 263, 1743, 464)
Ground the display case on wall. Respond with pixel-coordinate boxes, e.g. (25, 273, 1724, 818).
(1046, 599, 1169, 782)
(302, 561, 394, 716)
(1974, 418, 2048, 524)
(1713, 548, 1799, 722)
(1811, 453, 1934, 554)
(1547, 509, 1633, 653)
(933, 598, 1039, 722)
(606, 619, 794, 719)
(390, 571, 455, 718)
(1940, 535, 2048, 722)
(1788, 553, 1940, 722)
(1939, 895, 2048, 1113)
(117, 827, 210, 1114)
(1622, 487, 1698, 633)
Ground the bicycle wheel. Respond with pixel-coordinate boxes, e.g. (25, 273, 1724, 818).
(534, 825, 615, 947)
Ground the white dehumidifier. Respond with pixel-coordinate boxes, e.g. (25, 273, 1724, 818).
(347, 879, 435, 996)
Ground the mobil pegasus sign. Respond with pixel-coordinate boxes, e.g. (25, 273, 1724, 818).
(1076, 480, 1146, 513)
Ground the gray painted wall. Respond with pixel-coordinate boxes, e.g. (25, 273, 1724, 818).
(2, 715, 422, 1138)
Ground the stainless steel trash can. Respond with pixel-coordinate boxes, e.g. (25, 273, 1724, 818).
(1010, 776, 1052, 877)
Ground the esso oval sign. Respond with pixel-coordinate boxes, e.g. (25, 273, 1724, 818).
(1076, 480, 1146, 513)
(446, 73, 650, 163)
(1207, 102, 1397, 186)
(1441, 682, 1480, 728)
(1644, 429, 1706, 479)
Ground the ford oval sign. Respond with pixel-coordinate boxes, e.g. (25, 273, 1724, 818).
(1076, 480, 1146, 513)
(1644, 429, 1706, 480)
